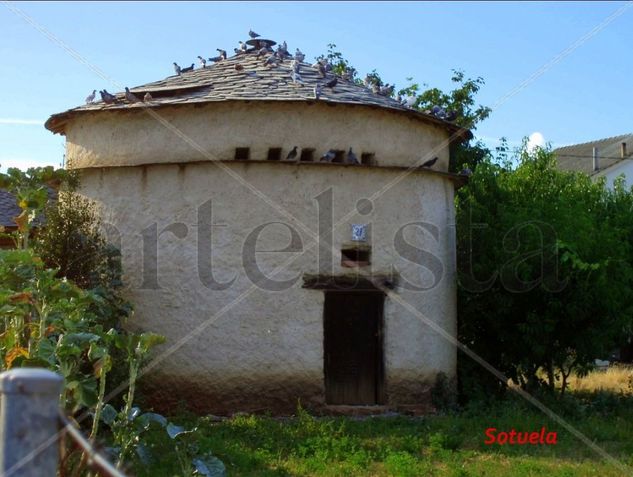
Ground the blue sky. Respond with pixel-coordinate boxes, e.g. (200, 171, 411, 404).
(1, 1, 631, 169)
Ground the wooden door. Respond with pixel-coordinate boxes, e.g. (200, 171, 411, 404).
(323, 291, 384, 405)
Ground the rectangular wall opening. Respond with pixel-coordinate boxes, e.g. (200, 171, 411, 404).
(300, 148, 315, 162)
(341, 248, 371, 267)
(332, 150, 345, 163)
(361, 153, 375, 166)
(267, 148, 282, 161)
(234, 148, 250, 160)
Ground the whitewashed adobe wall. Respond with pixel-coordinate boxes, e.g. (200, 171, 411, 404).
(66, 103, 458, 414)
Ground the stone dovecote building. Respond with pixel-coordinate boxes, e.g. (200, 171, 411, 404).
(46, 39, 471, 414)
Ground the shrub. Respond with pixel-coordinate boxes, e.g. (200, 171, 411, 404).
(34, 191, 117, 290)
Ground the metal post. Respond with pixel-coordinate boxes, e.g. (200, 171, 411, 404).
(0, 368, 63, 477)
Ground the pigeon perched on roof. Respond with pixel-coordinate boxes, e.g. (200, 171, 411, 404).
(291, 59, 300, 73)
(459, 167, 473, 177)
(346, 148, 359, 165)
(173, 62, 182, 75)
(208, 55, 223, 63)
(320, 150, 336, 162)
(180, 64, 195, 73)
(143, 92, 153, 102)
(125, 87, 138, 103)
(294, 48, 305, 62)
(286, 146, 298, 161)
(314, 84, 322, 100)
(85, 89, 96, 104)
(421, 157, 439, 168)
(249, 29, 260, 38)
(217, 49, 227, 60)
(238, 41, 248, 53)
(405, 96, 416, 108)
(316, 61, 326, 78)
(264, 54, 279, 66)
(100, 89, 117, 104)
(444, 110, 457, 122)
(256, 46, 269, 58)
(325, 77, 338, 89)
(198, 56, 207, 68)
(276, 44, 289, 58)
(379, 84, 394, 97)
(371, 83, 380, 95)
(431, 105, 442, 115)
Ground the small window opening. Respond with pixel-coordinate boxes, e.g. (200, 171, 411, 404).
(267, 148, 282, 161)
(332, 150, 345, 163)
(300, 148, 315, 162)
(361, 153, 375, 166)
(341, 248, 371, 267)
(235, 148, 250, 160)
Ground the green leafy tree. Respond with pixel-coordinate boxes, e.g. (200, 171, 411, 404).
(456, 144, 633, 397)
(314, 43, 359, 80)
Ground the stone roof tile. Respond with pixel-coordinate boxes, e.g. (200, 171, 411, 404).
(45, 47, 471, 141)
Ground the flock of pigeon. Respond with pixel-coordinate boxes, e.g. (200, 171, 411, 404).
(85, 87, 153, 104)
(84, 29, 458, 123)
(285, 146, 439, 170)
(169, 29, 343, 101)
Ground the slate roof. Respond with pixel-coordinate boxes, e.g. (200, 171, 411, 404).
(555, 133, 633, 175)
(0, 190, 22, 228)
(45, 44, 471, 140)
(0, 188, 57, 228)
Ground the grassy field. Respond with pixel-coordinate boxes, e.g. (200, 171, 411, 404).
(567, 364, 633, 394)
(135, 368, 633, 476)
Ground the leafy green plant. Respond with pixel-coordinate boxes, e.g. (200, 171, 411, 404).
(34, 190, 122, 290)
(0, 166, 224, 475)
(97, 405, 226, 476)
(0, 166, 72, 248)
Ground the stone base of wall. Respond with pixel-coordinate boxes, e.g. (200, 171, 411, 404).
(138, 372, 325, 416)
(137, 372, 451, 416)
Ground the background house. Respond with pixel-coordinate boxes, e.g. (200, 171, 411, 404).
(0, 190, 22, 248)
(45, 38, 470, 414)
(555, 133, 633, 189)
(0, 189, 56, 248)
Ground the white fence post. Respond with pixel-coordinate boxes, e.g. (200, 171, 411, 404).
(0, 368, 63, 477)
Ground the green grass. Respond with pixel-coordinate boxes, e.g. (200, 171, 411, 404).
(133, 393, 633, 476)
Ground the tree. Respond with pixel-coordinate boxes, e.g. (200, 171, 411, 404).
(456, 144, 633, 397)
